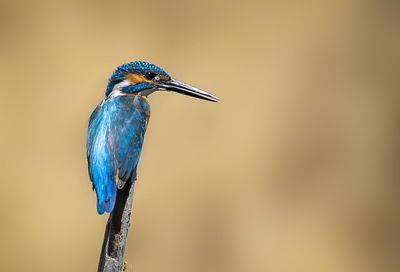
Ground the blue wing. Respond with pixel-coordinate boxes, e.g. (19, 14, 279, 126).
(87, 95, 150, 214)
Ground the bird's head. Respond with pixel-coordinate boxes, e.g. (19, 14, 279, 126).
(105, 61, 218, 102)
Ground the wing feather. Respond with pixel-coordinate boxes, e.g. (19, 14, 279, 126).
(87, 95, 150, 214)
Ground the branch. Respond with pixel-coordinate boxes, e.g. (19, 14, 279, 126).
(98, 180, 136, 272)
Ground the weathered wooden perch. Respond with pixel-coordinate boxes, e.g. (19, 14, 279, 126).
(98, 180, 136, 272)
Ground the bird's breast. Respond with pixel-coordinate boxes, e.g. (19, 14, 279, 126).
(140, 96, 151, 130)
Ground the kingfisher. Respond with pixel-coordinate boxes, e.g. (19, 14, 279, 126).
(87, 61, 218, 214)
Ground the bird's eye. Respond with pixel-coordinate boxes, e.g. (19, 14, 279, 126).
(143, 70, 156, 80)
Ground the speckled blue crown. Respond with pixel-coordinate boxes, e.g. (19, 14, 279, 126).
(105, 61, 170, 96)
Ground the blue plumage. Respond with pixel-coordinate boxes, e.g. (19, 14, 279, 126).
(105, 61, 170, 96)
(87, 95, 149, 214)
(87, 61, 218, 214)
(120, 82, 153, 94)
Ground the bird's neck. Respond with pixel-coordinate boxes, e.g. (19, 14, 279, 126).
(107, 89, 155, 99)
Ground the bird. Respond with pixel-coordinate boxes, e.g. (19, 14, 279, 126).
(87, 61, 218, 214)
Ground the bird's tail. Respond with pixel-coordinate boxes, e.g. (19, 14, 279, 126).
(95, 176, 117, 214)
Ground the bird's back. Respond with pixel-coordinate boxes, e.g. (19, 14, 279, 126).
(87, 95, 150, 214)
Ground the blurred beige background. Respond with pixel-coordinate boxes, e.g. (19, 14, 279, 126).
(0, 0, 399, 271)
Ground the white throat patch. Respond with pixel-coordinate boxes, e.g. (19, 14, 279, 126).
(112, 80, 130, 92)
(108, 80, 130, 98)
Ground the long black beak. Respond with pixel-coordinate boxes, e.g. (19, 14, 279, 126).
(158, 78, 219, 102)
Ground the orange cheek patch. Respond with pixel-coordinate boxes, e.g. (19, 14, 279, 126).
(125, 74, 145, 84)
(125, 73, 153, 84)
